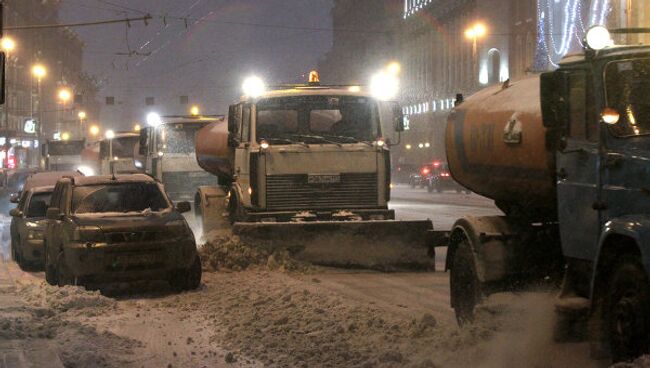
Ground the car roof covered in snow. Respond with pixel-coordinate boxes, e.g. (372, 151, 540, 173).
(70, 174, 156, 186)
(23, 171, 82, 192)
(27, 185, 55, 194)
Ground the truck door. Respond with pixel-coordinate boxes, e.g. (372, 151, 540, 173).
(556, 70, 602, 261)
(234, 104, 252, 202)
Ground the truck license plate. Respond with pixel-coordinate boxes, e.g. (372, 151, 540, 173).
(308, 174, 341, 184)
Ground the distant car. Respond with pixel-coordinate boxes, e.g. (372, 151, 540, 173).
(9, 186, 53, 268)
(10, 170, 82, 204)
(426, 162, 471, 194)
(3, 169, 39, 203)
(408, 164, 434, 188)
(43, 174, 201, 290)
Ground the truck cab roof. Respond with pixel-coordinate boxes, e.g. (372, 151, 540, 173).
(560, 44, 650, 66)
(239, 86, 372, 103)
(65, 174, 156, 187)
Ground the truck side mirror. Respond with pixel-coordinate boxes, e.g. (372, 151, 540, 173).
(541, 71, 570, 128)
(9, 208, 22, 217)
(0, 52, 5, 105)
(391, 102, 405, 133)
(46, 207, 62, 220)
(138, 127, 149, 155)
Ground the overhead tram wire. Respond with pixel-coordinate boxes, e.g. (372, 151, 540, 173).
(4, 14, 152, 30)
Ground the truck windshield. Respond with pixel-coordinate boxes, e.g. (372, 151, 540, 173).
(256, 95, 379, 144)
(606, 58, 650, 137)
(47, 141, 84, 156)
(72, 183, 170, 214)
(158, 125, 200, 154)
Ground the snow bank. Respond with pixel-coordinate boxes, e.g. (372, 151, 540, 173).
(614, 356, 650, 368)
(199, 231, 310, 272)
(18, 282, 116, 313)
(0, 215, 11, 260)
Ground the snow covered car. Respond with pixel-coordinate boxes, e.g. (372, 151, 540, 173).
(43, 174, 201, 290)
(9, 185, 53, 269)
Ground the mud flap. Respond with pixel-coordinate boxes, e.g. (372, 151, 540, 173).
(232, 220, 435, 271)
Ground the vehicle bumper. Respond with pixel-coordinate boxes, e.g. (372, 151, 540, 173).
(21, 239, 44, 263)
(62, 239, 197, 283)
(244, 208, 395, 222)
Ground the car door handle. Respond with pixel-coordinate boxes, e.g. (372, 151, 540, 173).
(558, 168, 568, 180)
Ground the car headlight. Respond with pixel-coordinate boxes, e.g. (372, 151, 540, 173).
(73, 226, 105, 242)
(27, 230, 44, 240)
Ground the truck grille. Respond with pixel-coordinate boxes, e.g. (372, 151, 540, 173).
(266, 173, 378, 211)
(105, 231, 171, 244)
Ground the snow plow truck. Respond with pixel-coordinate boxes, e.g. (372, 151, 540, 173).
(194, 72, 436, 270)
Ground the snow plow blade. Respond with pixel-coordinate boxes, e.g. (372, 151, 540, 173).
(232, 220, 436, 271)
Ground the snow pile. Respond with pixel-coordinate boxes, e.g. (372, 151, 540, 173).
(18, 282, 116, 313)
(200, 231, 310, 272)
(613, 356, 650, 368)
(0, 215, 12, 260)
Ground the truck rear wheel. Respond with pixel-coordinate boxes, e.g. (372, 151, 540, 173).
(604, 256, 650, 362)
(44, 243, 58, 286)
(450, 240, 481, 325)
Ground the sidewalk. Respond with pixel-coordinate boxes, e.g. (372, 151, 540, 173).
(0, 258, 64, 368)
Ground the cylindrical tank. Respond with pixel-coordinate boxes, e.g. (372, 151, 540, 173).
(195, 120, 232, 182)
(446, 76, 557, 215)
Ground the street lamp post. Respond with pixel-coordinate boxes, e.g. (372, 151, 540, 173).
(77, 111, 86, 138)
(465, 23, 487, 90)
(1, 37, 15, 134)
(31, 64, 47, 145)
(57, 88, 72, 136)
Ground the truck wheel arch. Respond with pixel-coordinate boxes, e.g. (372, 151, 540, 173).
(446, 216, 514, 285)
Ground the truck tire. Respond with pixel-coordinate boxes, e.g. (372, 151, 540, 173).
(44, 243, 58, 286)
(170, 255, 202, 291)
(450, 240, 481, 325)
(603, 256, 650, 362)
(57, 252, 74, 287)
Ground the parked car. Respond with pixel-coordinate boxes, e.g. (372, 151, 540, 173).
(426, 162, 471, 194)
(9, 170, 81, 204)
(43, 174, 201, 291)
(9, 186, 53, 269)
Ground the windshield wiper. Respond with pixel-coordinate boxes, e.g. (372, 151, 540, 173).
(322, 134, 373, 147)
(291, 134, 342, 147)
(262, 137, 309, 147)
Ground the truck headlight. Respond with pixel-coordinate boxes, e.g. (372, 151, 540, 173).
(27, 230, 44, 240)
(73, 226, 105, 242)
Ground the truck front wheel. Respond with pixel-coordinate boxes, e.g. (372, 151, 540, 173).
(450, 240, 481, 325)
(44, 243, 58, 286)
(605, 256, 650, 362)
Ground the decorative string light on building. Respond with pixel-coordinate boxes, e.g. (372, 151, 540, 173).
(403, 0, 434, 19)
(536, 0, 611, 69)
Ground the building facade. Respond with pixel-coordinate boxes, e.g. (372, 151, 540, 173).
(397, 0, 650, 168)
(2, 0, 99, 169)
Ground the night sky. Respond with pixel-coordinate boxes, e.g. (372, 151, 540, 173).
(59, 0, 334, 129)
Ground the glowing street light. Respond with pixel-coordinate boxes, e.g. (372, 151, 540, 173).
(1, 37, 15, 53)
(242, 76, 266, 98)
(190, 105, 200, 116)
(78, 111, 87, 120)
(146, 112, 162, 127)
(89, 125, 100, 137)
(465, 22, 488, 87)
(370, 71, 399, 101)
(387, 62, 401, 76)
(61, 132, 70, 141)
(31, 64, 47, 80)
(134, 124, 141, 132)
(58, 88, 72, 103)
(105, 130, 115, 140)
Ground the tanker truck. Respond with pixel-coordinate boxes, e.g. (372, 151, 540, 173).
(193, 72, 436, 269)
(444, 26, 650, 362)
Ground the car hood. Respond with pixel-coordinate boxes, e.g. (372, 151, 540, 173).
(72, 211, 185, 233)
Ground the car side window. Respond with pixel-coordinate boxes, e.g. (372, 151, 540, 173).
(17, 192, 28, 211)
(568, 71, 597, 142)
(50, 184, 62, 212)
(59, 184, 71, 214)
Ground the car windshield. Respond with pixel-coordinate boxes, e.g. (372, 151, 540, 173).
(26, 192, 52, 218)
(47, 141, 84, 156)
(158, 124, 200, 154)
(256, 95, 379, 145)
(72, 183, 170, 214)
(605, 58, 650, 137)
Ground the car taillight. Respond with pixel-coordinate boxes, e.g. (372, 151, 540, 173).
(441, 172, 450, 177)
(421, 168, 430, 175)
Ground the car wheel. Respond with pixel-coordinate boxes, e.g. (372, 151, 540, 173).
(10, 235, 17, 262)
(44, 243, 58, 286)
(170, 255, 202, 292)
(450, 240, 481, 326)
(604, 256, 650, 362)
(57, 252, 74, 287)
